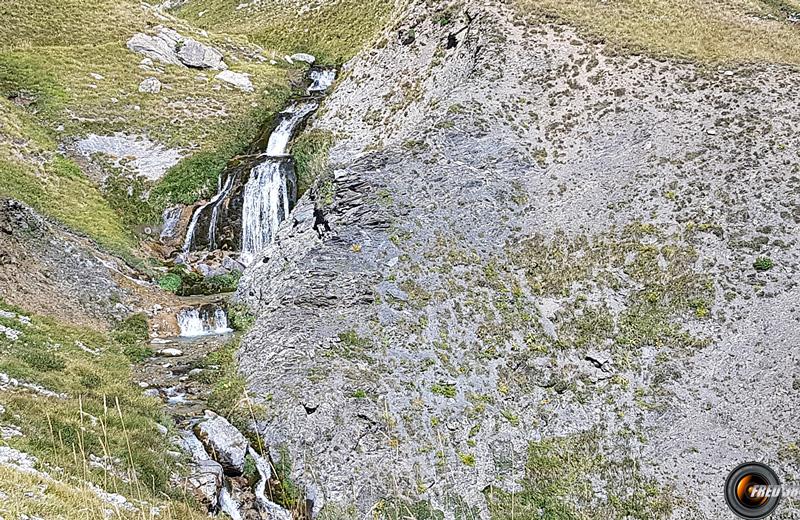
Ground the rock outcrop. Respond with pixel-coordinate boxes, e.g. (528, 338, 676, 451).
(234, 0, 800, 518)
(127, 26, 227, 70)
(0, 199, 132, 329)
(194, 410, 248, 476)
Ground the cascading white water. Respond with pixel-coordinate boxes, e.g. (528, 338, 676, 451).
(160, 206, 182, 240)
(308, 69, 336, 93)
(238, 101, 318, 264)
(240, 161, 290, 265)
(265, 102, 319, 156)
(177, 306, 232, 337)
(182, 174, 235, 253)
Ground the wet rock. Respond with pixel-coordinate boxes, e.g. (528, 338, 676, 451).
(194, 410, 248, 475)
(215, 70, 254, 92)
(138, 77, 162, 94)
(187, 459, 224, 510)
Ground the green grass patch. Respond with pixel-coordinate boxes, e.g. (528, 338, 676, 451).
(0, 300, 204, 517)
(174, 0, 395, 64)
(293, 129, 334, 198)
(486, 432, 673, 519)
(519, 0, 800, 66)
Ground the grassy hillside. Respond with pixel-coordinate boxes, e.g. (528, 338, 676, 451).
(173, 0, 395, 64)
(0, 301, 205, 519)
(520, 0, 800, 66)
(0, 0, 292, 253)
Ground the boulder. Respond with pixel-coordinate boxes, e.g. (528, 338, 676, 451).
(138, 77, 162, 94)
(187, 459, 224, 510)
(290, 53, 316, 65)
(127, 27, 226, 70)
(127, 32, 183, 66)
(215, 70, 254, 92)
(178, 39, 225, 69)
(194, 410, 248, 475)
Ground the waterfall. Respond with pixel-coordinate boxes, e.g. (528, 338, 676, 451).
(182, 174, 235, 253)
(238, 101, 317, 264)
(177, 305, 232, 337)
(308, 69, 336, 94)
(179, 69, 335, 258)
(160, 206, 182, 241)
(240, 161, 292, 265)
(266, 102, 319, 156)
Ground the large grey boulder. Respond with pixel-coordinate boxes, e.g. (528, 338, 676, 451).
(177, 39, 225, 69)
(127, 27, 226, 70)
(194, 411, 248, 475)
(127, 32, 183, 66)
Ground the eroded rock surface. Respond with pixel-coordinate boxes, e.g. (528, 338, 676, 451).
(195, 410, 248, 476)
(234, 0, 800, 518)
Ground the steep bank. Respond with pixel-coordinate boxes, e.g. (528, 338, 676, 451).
(235, 0, 800, 518)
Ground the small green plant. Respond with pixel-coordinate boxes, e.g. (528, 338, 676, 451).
(459, 452, 476, 466)
(112, 313, 152, 362)
(158, 273, 182, 293)
(228, 303, 256, 331)
(19, 348, 66, 371)
(754, 256, 774, 271)
(431, 382, 457, 398)
(352, 389, 367, 398)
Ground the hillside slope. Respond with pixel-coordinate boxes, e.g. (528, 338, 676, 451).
(236, 0, 800, 518)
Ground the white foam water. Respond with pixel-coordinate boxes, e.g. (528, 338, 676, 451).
(177, 306, 232, 337)
(182, 174, 235, 253)
(239, 161, 290, 265)
(308, 69, 336, 94)
(266, 102, 319, 156)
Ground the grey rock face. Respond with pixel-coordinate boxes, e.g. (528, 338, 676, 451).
(127, 26, 226, 70)
(235, 0, 800, 518)
(194, 411, 248, 475)
(290, 53, 316, 64)
(72, 133, 181, 181)
(178, 39, 225, 69)
(127, 31, 183, 67)
(0, 198, 132, 329)
(138, 77, 162, 94)
(187, 459, 224, 510)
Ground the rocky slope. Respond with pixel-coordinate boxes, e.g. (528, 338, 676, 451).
(235, 0, 800, 518)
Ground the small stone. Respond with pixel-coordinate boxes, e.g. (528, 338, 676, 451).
(89, 72, 104, 80)
(215, 70, 253, 92)
(158, 348, 183, 357)
(706, 128, 717, 136)
(724, 70, 734, 77)
(138, 382, 150, 388)
(138, 77, 162, 94)
(284, 55, 294, 65)
(290, 53, 316, 65)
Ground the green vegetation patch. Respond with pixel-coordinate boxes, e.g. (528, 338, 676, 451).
(486, 431, 673, 519)
(293, 129, 334, 197)
(158, 265, 242, 296)
(518, 0, 800, 66)
(174, 0, 396, 64)
(0, 300, 203, 517)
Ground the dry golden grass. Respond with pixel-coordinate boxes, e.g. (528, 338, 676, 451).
(519, 0, 800, 66)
